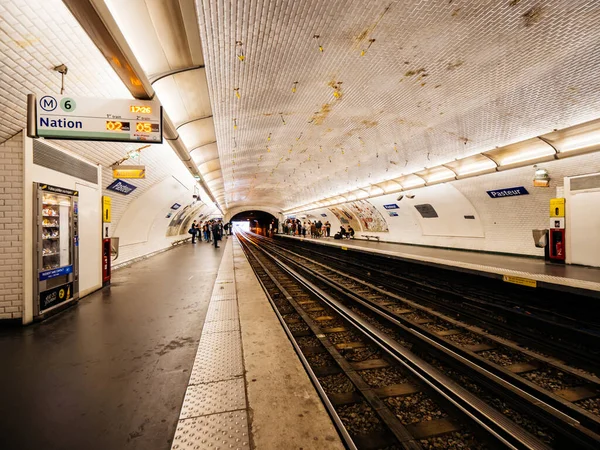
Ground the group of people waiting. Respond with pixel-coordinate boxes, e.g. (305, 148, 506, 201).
(189, 219, 231, 248)
(284, 219, 330, 238)
(283, 218, 355, 239)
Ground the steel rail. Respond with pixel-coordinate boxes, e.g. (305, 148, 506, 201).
(247, 232, 600, 449)
(239, 232, 551, 450)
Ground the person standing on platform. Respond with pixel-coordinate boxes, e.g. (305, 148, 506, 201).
(212, 221, 221, 248)
(325, 220, 331, 237)
(190, 220, 197, 244)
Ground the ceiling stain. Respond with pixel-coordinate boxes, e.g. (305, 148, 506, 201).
(356, 28, 369, 42)
(313, 103, 332, 125)
(13, 35, 39, 48)
(404, 68, 426, 77)
(361, 120, 378, 128)
(509, 0, 522, 6)
(397, 118, 428, 128)
(523, 6, 543, 27)
(446, 60, 464, 71)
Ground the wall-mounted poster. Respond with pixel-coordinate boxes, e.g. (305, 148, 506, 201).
(329, 206, 361, 231)
(346, 200, 389, 232)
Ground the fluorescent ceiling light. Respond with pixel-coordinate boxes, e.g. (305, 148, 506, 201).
(377, 180, 403, 193)
(542, 119, 600, 154)
(417, 166, 456, 183)
(368, 185, 385, 196)
(397, 174, 425, 188)
(353, 190, 369, 199)
(485, 138, 555, 167)
(445, 154, 497, 177)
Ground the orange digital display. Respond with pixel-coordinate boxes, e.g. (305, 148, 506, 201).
(135, 122, 159, 133)
(106, 121, 130, 131)
(136, 122, 152, 133)
(130, 105, 152, 114)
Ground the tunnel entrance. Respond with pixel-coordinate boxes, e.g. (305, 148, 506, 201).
(230, 210, 277, 236)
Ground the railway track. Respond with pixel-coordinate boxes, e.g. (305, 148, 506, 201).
(271, 235, 600, 374)
(237, 232, 600, 449)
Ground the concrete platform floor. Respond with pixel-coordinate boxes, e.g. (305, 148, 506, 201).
(234, 238, 344, 450)
(0, 241, 224, 450)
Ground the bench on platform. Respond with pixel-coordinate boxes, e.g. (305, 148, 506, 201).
(363, 235, 380, 242)
(171, 237, 191, 247)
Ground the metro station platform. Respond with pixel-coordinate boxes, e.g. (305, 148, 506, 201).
(0, 237, 343, 450)
(279, 235, 600, 296)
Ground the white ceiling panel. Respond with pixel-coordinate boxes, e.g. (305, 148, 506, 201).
(178, 116, 216, 149)
(196, 0, 600, 211)
(153, 69, 212, 126)
(190, 142, 219, 165)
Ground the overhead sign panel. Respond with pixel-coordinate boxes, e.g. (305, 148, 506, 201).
(107, 179, 137, 195)
(112, 165, 146, 179)
(27, 94, 162, 143)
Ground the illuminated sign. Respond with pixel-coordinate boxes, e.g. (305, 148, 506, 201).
(112, 165, 146, 179)
(549, 198, 565, 217)
(107, 179, 137, 195)
(102, 196, 111, 223)
(28, 94, 162, 143)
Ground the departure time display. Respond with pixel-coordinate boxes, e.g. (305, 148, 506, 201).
(106, 121, 130, 131)
(130, 105, 152, 114)
(106, 121, 159, 133)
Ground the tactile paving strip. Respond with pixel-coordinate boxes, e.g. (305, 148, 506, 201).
(180, 378, 246, 419)
(171, 410, 250, 450)
(211, 282, 236, 302)
(201, 319, 240, 335)
(204, 300, 238, 323)
(189, 331, 243, 384)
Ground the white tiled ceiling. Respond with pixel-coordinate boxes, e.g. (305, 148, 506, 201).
(196, 0, 600, 212)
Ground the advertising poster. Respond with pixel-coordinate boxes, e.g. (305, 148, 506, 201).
(330, 206, 361, 231)
(346, 200, 389, 232)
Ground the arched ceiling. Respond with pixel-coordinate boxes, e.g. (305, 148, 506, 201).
(1, 0, 600, 218)
(196, 0, 600, 212)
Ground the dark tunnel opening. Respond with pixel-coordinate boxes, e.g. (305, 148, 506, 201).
(230, 210, 277, 236)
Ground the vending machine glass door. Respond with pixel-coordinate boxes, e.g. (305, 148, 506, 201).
(41, 192, 72, 271)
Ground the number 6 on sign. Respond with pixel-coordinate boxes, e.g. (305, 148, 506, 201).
(60, 98, 76, 112)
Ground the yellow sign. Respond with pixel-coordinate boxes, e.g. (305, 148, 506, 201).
(550, 198, 565, 217)
(341, 246, 348, 251)
(112, 165, 146, 179)
(102, 196, 111, 223)
(503, 275, 537, 288)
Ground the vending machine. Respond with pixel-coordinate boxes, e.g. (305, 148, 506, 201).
(33, 183, 79, 317)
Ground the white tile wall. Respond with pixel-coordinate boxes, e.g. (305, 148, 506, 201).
(453, 153, 600, 255)
(298, 153, 600, 257)
(0, 132, 23, 319)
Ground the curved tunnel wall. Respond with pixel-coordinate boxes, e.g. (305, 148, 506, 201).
(111, 177, 216, 265)
(293, 152, 600, 258)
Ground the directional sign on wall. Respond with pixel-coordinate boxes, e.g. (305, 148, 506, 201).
(27, 94, 162, 143)
(107, 179, 137, 195)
